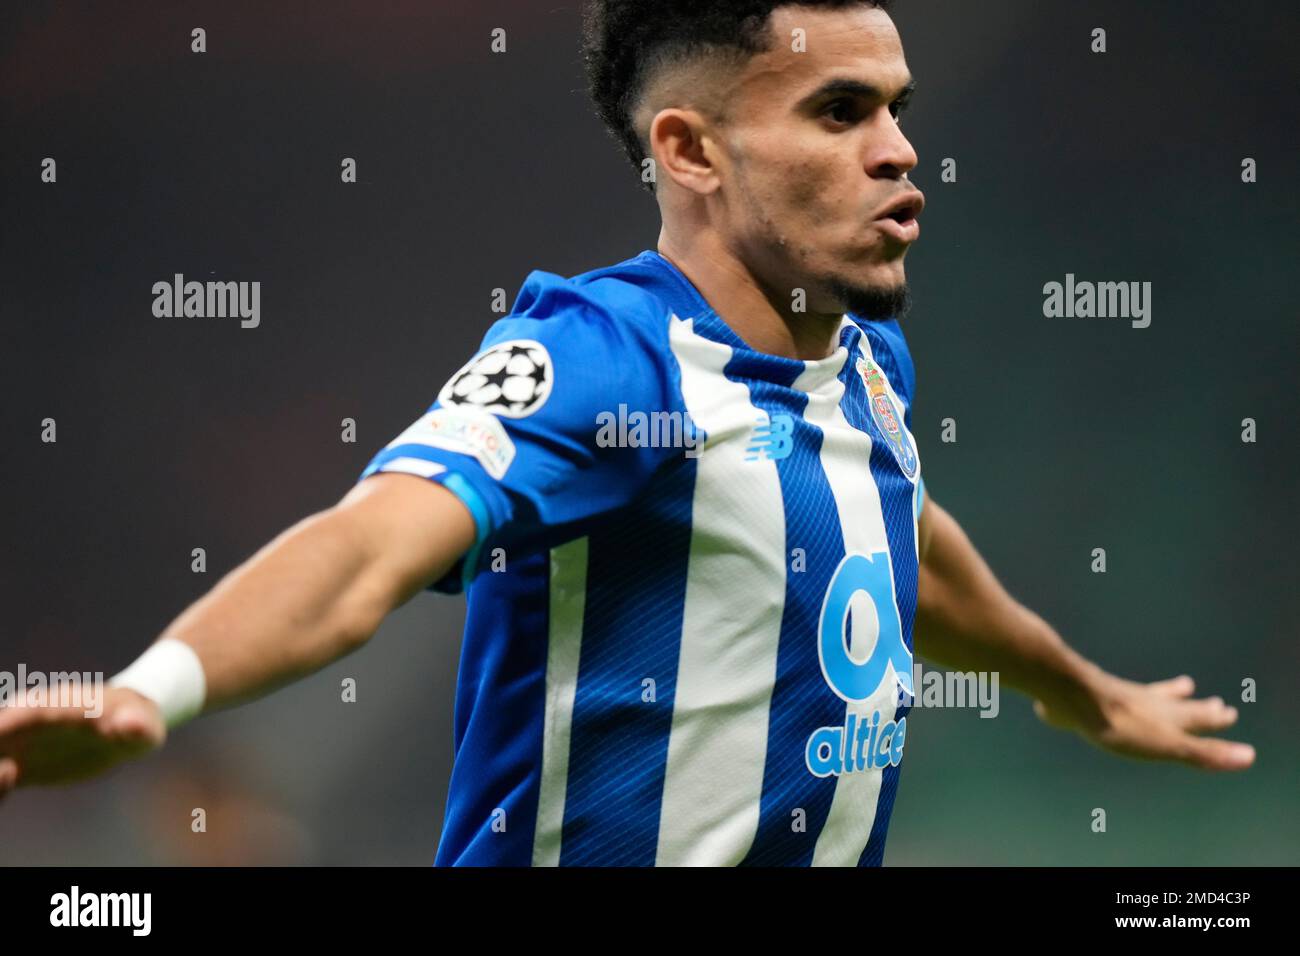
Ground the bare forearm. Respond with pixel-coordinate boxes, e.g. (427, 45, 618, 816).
(154, 508, 392, 712)
(914, 501, 1104, 705)
(0, 475, 473, 793)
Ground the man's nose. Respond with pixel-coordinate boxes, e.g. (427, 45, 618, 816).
(865, 113, 918, 179)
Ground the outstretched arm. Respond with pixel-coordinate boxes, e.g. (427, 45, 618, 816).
(913, 495, 1255, 771)
(0, 472, 475, 795)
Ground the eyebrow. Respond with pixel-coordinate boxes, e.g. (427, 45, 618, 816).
(798, 77, 916, 108)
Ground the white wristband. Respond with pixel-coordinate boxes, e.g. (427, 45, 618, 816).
(108, 638, 207, 729)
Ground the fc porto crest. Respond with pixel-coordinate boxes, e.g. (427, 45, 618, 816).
(855, 356, 919, 480)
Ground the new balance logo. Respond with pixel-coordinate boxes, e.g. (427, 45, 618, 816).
(745, 414, 794, 461)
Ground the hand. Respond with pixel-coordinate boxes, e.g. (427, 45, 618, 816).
(1033, 673, 1255, 771)
(0, 685, 166, 800)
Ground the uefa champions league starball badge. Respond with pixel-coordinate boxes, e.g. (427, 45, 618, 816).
(438, 339, 553, 418)
(856, 356, 919, 480)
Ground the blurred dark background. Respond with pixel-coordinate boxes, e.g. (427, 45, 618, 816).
(1, 0, 1296, 864)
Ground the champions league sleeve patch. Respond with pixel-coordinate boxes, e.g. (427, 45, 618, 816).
(438, 340, 553, 419)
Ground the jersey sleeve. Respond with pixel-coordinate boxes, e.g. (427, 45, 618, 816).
(357, 270, 682, 593)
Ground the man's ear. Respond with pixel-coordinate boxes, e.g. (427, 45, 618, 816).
(647, 108, 722, 195)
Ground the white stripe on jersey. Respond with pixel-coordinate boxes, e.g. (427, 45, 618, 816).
(807, 320, 908, 866)
(654, 315, 788, 866)
(531, 536, 590, 866)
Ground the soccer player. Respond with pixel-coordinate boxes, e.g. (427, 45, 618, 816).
(0, 0, 1253, 866)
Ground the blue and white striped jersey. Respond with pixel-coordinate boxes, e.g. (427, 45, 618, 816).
(358, 249, 926, 866)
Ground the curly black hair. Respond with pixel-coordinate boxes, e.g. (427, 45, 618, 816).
(581, 0, 893, 192)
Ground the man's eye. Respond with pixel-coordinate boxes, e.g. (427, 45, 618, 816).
(823, 99, 855, 124)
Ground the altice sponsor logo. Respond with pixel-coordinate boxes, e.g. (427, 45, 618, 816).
(806, 553, 913, 779)
(152, 273, 260, 328)
(50, 886, 151, 936)
(803, 557, 1003, 778)
(0, 666, 103, 718)
(807, 709, 907, 778)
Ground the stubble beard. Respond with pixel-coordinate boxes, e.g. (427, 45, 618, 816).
(823, 274, 912, 323)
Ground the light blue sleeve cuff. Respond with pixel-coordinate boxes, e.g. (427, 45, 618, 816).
(440, 472, 492, 592)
